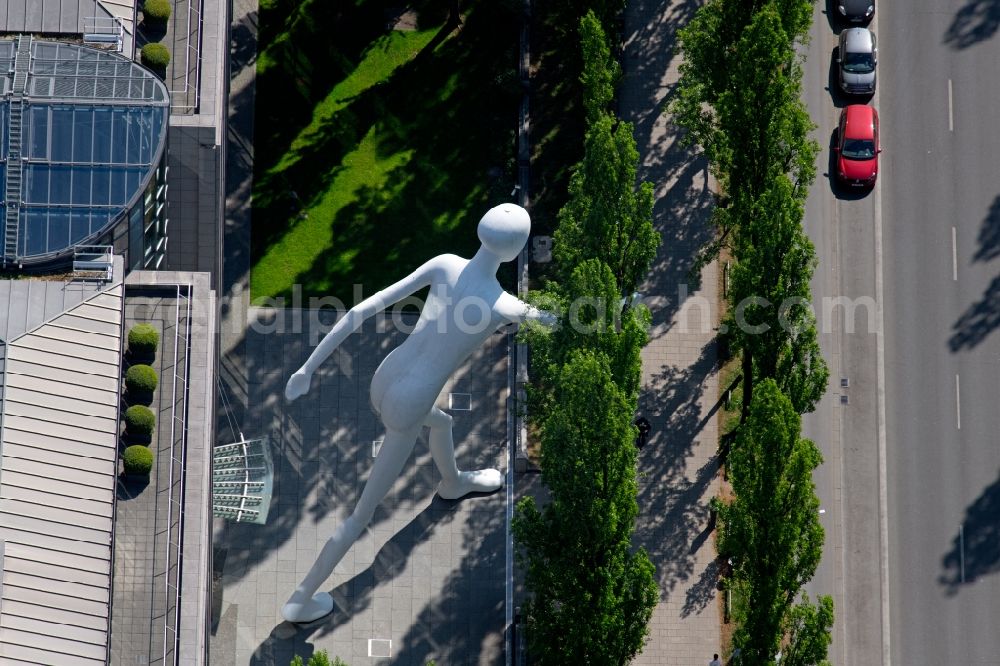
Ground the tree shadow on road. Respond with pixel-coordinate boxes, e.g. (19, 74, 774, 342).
(944, 0, 1000, 49)
(972, 194, 1000, 263)
(950, 195, 1000, 351)
(939, 471, 1000, 594)
(950, 273, 1000, 349)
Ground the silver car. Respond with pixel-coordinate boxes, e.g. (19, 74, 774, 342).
(838, 28, 877, 94)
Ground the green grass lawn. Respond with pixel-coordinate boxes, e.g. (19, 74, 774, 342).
(251, 1, 521, 304)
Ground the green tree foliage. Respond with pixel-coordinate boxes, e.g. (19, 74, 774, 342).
(782, 594, 834, 666)
(717, 380, 826, 663)
(579, 11, 619, 125)
(724, 178, 828, 416)
(715, 6, 817, 202)
(671, 0, 813, 160)
(289, 651, 346, 666)
(553, 115, 657, 299)
(515, 12, 657, 663)
(513, 349, 657, 665)
(524, 259, 649, 415)
(671, 1, 817, 266)
(553, 15, 657, 300)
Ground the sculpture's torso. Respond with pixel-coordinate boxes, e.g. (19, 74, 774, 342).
(369, 254, 508, 431)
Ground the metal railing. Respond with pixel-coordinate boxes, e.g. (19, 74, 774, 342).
(83, 16, 126, 51)
(72, 245, 115, 281)
(155, 284, 192, 665)
(168, 0, 203, 112)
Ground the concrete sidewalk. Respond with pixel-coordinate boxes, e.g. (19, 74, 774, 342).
(620, 0, 724, 663)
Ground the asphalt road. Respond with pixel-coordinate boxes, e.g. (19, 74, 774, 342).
(879, 0, 1000, 664)
(801, 1, 1000, 664)
(800, 3, 885, 665)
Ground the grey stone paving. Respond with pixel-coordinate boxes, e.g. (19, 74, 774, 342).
(621, 0, 724, 663)
(211, 309, 510, 665)
(111, 294, 186, 665)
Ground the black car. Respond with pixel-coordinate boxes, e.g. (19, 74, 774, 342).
(838, 0, 874, 22)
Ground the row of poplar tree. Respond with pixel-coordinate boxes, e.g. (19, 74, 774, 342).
(672, 0, 835, 663)
(512, 4, 661, 664)
(513, 0, 837, 664)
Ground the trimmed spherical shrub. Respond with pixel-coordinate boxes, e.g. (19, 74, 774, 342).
(140, 43, 171, 68)
(125, 364, 158, 394)
(124, 405, 156, 437)
(143, 0, 172, 23)
(128, 323, 160, 357)
(123, 445, 154, 476)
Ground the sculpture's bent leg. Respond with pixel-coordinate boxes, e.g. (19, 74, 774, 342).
(424, 407, 503, 500)
(281, 424, 421, 623)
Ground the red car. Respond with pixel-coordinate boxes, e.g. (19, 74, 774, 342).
(836, 104, 880, 188)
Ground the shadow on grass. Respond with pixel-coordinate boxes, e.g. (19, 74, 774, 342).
(251, 1, 522, 304)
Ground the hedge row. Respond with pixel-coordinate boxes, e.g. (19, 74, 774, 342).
(122, 323, 161, 476)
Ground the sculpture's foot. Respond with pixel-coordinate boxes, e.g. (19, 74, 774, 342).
(281, 591, 334, 624)
(437, 468, 504, 500)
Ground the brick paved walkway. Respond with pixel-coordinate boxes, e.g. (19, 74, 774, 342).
(621, 0, 724, 663)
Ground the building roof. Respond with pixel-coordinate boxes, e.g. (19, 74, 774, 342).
(0, 273, 123, 666)
(0, 0, 136, 54)
(0, 38, 169, 267)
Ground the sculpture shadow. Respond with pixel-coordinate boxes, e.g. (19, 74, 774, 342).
(212, 311, 510, 663)
(939, 471, 1000, 594)
(248, 498, 466, 665)
(215, 311, 490, 587)
(248, 489, 507, 665)
(944, 0, 1000, 49)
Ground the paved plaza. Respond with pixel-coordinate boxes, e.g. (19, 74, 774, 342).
(211, 309, 512, 665)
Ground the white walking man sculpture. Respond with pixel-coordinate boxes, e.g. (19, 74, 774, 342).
(282, 203, 553, 623)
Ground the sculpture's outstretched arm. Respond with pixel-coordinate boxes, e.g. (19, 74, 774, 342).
(286, 257, 442, 400)
(495, 291, 558, 327)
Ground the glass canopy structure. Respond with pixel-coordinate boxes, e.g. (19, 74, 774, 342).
(0, 37, 170, 270)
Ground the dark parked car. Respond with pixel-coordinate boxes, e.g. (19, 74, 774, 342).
(838, 0, 875, 22)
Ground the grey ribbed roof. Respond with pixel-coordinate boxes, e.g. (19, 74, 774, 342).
(0, 278, 123, 666)
(0, 0, 98, 34)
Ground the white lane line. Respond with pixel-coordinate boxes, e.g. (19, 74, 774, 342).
(956, 374, 962, 430)
(952, 226, 958, 281)
(948, 79, 954, 132)
(873, 138, 892, 666)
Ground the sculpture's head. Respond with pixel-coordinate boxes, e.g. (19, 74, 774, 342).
(478, 203, 531, 263)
